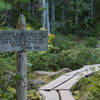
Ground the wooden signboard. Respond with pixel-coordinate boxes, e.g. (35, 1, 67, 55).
(0, 30, 48, 52)
(0, 14, 48, 100)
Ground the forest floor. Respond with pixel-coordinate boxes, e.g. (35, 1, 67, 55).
(27, 68, 71, 99)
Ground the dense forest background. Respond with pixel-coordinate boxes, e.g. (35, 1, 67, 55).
(0, 0, 100, 36)
(0, 0, 100, 100)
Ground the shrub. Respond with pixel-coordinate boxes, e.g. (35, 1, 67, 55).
(71, 71, 100, 100)
(85, 37, 98, 47)
(28, 43, 100, 71)
(27, 34, 99, 71)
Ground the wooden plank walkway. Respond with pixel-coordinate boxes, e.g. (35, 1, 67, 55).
(39, 64, 100, 100)
(39, 90, 59, 100)
(59, 90, 75, 100)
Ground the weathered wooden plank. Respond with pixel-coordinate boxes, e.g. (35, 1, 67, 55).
(64, 65, 91, 76)
(16, 14, 27, 100)
(16, 51, 27, 100)
(64, 64, 100, 76)
(55, 66, 100, 90)
(64, 69, 83, 76)
(83, 64, 100, 69)
(0, 30, 48, 52)
(55, 75, 80, 90)
(59, 90, 75, 100)
(39, 90, 59, 100)
(40, 65, 100, 90)
(40, 75, 73, 90)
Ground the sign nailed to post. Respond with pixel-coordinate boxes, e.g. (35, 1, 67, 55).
(0, 30, 48, 52)
(0, 14, 48, 100)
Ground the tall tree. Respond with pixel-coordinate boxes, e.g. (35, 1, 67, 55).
(46, 1, 50, 34)
(42, 0, 47, 28)
(75, 0, 78, 25)
(61, 0, 66, 33)
(90, 0, 94, 18)
(41, 0, 50, 34)
(51, 0, 55, 34)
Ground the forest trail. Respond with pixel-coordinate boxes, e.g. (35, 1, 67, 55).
(39, 64, 100, 100)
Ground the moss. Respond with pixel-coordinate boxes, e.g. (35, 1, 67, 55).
(27, 90, 40, 100)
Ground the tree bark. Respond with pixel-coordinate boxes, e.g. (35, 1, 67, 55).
(75, 0, 78, 25)
(51, 0, 55, 34)
(46, 1, 50, 34)
(42, 0, 47, 28)
(61, 8, 66, 33)
(90, 0, 94, 18)
(31, 2, 35, 18)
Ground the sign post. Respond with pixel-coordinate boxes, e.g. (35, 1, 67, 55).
(0, 14, 48, 100)
(16, 14, 27, 100)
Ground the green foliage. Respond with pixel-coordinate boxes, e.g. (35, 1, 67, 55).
(0, 0, 11, 10)
(0, 71, 39, 100)
(14, 0, 30, 3)
(0, 0, 98, 37)
(27, 90, 39, 100)
(0, 0, 97, 36)
(65, 0, 95, 36)
(71, 71, 100, 100)
(85, 37, 98, 48)
(0, 72, 16, 99)
(27, 34, 100, 71)
(37, 8, 46, 12)
(0, 53, 16, 71)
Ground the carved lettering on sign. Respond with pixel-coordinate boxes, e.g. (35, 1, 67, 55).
(0, 30, 48, 52)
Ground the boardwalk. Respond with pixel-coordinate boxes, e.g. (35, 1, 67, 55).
(39, 64, 100, 100)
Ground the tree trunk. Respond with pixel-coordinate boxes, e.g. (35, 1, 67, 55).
(27, 2, 31, 20)
(75, 0, 78, 25)
(51, 0, 55, 34)
(88, 0, 94, 18)
(61, 8, 66, 33)
(31, 2, 35, 18)
(46, 1, 50, 34)
(90, 0, 94, 18)
(42, 0, 47, 28)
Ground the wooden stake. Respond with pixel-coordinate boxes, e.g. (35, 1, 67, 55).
(16, 14, 27, 100)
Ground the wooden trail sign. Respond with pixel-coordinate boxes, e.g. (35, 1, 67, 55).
(0, 30, 48, 52)
(0, 14, 48, 100)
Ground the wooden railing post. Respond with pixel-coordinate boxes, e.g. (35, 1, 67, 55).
(16, 14, 27, 100)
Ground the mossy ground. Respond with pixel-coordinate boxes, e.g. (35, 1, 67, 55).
(71, 71, 100, 100)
